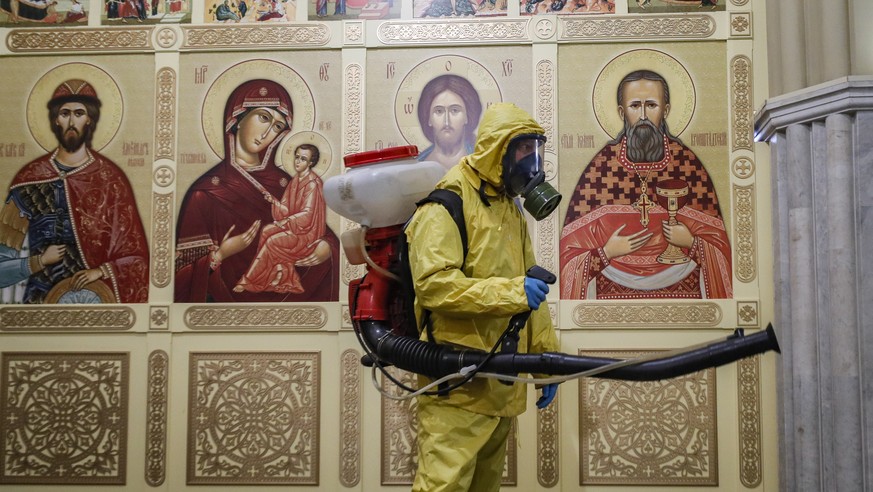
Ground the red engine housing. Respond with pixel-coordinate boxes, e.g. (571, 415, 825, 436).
(348, 225, 415, 337)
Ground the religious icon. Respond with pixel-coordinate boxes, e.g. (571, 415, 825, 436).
(394, 55, 502, 170)
(628, 0, 722, 13)
(104, 0, 191, 24)
(0, 0, 87, 25)
(560, 49, 732, 300)
(205, 0, 295, 23)
(0, 63, 149, 304)
(520, 0, 614, 15)
(174, 60, 340, 303)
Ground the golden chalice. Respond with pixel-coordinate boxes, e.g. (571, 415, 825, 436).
(656, 179, 691, 265)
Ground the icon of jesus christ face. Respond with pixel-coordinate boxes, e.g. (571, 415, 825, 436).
(428, 90, 468, 152)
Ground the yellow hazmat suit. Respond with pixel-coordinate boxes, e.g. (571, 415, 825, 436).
(406, 103, 560, 492)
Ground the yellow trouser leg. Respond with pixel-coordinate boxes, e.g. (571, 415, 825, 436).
(413, 399, 512, 492)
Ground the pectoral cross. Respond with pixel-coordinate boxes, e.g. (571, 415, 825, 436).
(633, 180, 653, 227)
(634, 193, 653, 227)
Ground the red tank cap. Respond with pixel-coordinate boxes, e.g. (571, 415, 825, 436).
(343, 145, 419, 168)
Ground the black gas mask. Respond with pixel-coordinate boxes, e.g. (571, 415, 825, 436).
(501, 134, 562, 221)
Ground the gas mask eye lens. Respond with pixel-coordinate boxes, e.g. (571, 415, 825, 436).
(503, 136, 545, 196)
(515, 141, 537, 160)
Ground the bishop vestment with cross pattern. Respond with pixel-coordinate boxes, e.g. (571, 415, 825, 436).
(558, 135, 734, 300)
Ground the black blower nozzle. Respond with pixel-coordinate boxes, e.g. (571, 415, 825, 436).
(358, 321, 780, 382)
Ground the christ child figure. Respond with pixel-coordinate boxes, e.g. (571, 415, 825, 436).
(234, 143, 326, 293)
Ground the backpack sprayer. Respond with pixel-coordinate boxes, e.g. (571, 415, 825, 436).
(324, 146, 780, 398)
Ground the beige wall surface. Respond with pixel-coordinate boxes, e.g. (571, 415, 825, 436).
(0, 0, 778, 490)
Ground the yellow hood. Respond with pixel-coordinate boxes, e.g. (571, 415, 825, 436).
(460, 102, 545, 189)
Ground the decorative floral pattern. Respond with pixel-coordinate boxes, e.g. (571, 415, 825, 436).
(1, 353, 128, 485)
(187, 352, 320, 484)
(380, 367, 419, 484)
(340, 349, 361, 486)
(145, 350, 168, 486)
(579, 350, 717, 485)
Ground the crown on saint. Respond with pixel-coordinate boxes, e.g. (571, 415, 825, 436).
(51, 79, 98, 102)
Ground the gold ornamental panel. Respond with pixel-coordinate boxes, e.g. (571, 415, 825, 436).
(538, 394, 559, 487)
(154, 27, 179, 50)
(571, 302, 722, 327)
(344, 63, 364, 155)
(734, 183, 757, 283)
(182, 24, 331, 49)
(738, 355, 762, 488)
(340, 349, 362, 487)
(145, 350, 169, 487)
(559, 15, 716, 41)
(731, 55, 753, 151)
(153, 67, 176, 161)
(737, 301, 759, 327)
(579, 350, 718, 486)
(151, 192, 174, 289)
(345, 21, 365, 45)
(730, 13, 753, 38)
(150, 306, 170, 330)
(7, 27, 153, 52)
(183, 305, 327, 329)
(376, 19, 529, 45)
(380, 367, 419, 484)
(187, 352, 320, 485)
(536, 59, 556, 152)
(1, 352, 129, 485)
(0, 307, 135, 331)
(732, 156, 756, 180)
(537, 208, 559, 276)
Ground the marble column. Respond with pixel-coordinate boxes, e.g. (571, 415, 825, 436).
(755, 77, 873, 491)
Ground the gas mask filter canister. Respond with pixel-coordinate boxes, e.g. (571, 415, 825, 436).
(501, 134, 562, 221)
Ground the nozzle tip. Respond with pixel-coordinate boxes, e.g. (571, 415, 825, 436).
(765, 323, 781, 354)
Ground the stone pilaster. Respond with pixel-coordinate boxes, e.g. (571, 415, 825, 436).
(755, 76, 873, 491)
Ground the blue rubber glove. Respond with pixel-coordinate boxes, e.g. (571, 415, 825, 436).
(536, 383, 558, 409)
(524, 277, 549, 310)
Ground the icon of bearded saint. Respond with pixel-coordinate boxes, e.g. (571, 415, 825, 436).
(0, 79, 149, 304)
(559, 69, 733, 300)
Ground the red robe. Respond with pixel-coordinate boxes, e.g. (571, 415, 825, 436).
(174, 157, 338, 302)
(234, 170, 326, 294)
(560, 136, 732, 299)
(6, 149, 150, 303)
(119, 0, 138, 17)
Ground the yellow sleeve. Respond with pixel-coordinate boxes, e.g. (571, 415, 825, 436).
(405, 202, 529, 318)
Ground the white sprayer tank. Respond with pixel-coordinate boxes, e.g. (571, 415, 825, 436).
(324, 146, 447, 229)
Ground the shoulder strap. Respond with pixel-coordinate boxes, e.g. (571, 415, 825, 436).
(415, 189, 468, 261)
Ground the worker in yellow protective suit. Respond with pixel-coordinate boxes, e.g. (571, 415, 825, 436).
(405, 102, 560, 492)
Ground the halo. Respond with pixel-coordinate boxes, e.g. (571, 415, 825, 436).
(592, 49, 696, 139)
(395, 55, 503, 150)
(26, 63, 123, 153)
(202, 59, 316, 159)
(276, 131, 333, 177)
